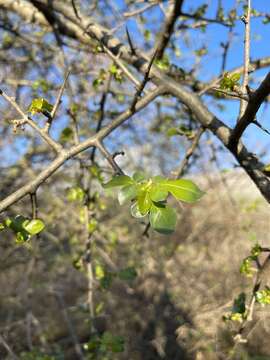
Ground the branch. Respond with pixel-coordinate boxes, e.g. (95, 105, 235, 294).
(239, 0, 251, 118)
(175, 127, 205, 178)
(155, 0, 184, 60)
(45, 68, 71, 133)
(4, 1, 270, 203)
(0, 89, 63, 153)
(0, 87, 163, 213)
(229, 72, 270, 151)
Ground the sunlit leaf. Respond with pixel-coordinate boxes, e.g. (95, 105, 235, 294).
(149, 204, 177, 234)
(103, 175, 134, 188)
(23, 219, 45, 235)
(159, 179, 204, 203)
(118, 184, 137, 205)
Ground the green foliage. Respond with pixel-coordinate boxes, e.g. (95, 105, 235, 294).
(220, 72, 241, 91)
(255, 288, 270, 305)
(95, 262, 137, 290)
(28, 98, 53, 117)
(150, 203, 177, 234)
(2, 215, 45, 243)
(32, 79, 51, 93)
(240, 257, 256, 277)
(67, 186, 85, 202)
(223, 293, 246, 323)
(89, 164, 104, 183)
(109, 64, 123, 83)
(194, 4, 208, 18)
(167, 126, 195, 139)
(84, 332, 125, 357)
(240, 244, 261, 277)
(103, 173, 204, 234)
(154, 55, 170, 71)
(195, 47, 208, 57)
(20, 348, 59, 360)
(60, 127, 73, 143)
(92, 69, 107, 89)
(263, 16, 270, 25)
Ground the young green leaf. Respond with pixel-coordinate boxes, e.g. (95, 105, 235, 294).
(130, 202, 147, 218)
(137, 190, 152, 215)
(159, 179, 204, 203)
(149, 184, 168, 202)
(23, 219, 45, 235)
(149, 204, 177, 234)
(118, 184, 137, 205)
(67, 187, 85, 202)
(132, 171, 147, 182)
(28, 98, 53, 116)
(103, 175, 134, 188)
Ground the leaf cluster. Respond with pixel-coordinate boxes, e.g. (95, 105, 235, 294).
(103, 172, 204, 234)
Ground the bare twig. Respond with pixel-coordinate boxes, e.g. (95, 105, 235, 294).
(0, 335, 18, 360)
(95, 141, 124, 175)
(124, 3, 157, 18)
(0, 87, 163, 212)
(45, 68, 71, 133)
(0, 89, 62, 153)
(175, 127, 205, 178)
(239, 0, 251, 118)
(155, 0, 184, 60)
(229, 72, 270, 151)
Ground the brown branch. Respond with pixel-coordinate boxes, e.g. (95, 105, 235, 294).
(175, 127, 205, 178)
(3, 1, 270, 203)
(239, 0, 251, 118)
(155, 0, 184, 60)
(229, 72, 270, 151)
(0, 89, 63, 153)
(0, 87, 163, 213)
(45, 68, 71, 133)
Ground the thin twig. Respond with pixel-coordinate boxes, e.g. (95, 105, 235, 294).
(175, 127, 205, 178)
(130, 50, 157, 112)
(0, 89, 62, 153)
(45, 68, 71, 133)
(239, 0, 251, 118)
(155, 0, 184, 60)
(95, 141, 124, 175)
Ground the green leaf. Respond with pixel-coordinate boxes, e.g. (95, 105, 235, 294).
(130, 202, 147, 218)
(149, 204, 177, 234)
(255, 288, 270, 305)
(230, 73, 241, 83)
(132, 171, 147, 182)
(28, 98, 53, 115)
(23, 219, 45, 235)
(5, 215, 27, 232)
(103, 175, 134, 188)
(137, 191, 152, 215)
(118, 184, 137, 205)
(159, 179, 204, 203)
(149, 184, 168, 202)
(101, 332, 125, 353)
(95, 264, 105, 280)
(88, 219, 98, 234)
(60, 127, 73, 143)
(16, 230, 30, 243)
(0, 223, 5, 231)
(167, 128, 180, 137)
(118, 267, 137, 281)
(232, 293, 246, 314)
(67, 187, 85, 202)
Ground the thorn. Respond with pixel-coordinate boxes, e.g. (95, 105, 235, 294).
(126, 26, 136, 56)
